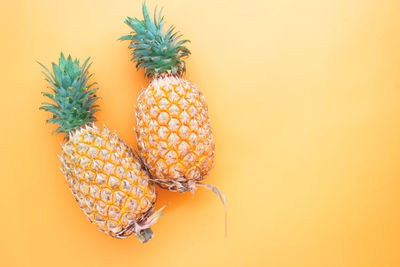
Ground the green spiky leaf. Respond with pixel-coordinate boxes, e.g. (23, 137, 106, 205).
(119, 3, 191, 78)
(39, 53, 99, 136)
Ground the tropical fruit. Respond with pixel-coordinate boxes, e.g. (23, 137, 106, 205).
(120, 4, 218, 193)
(40, 53, 163, 243)
(120, 4, 226, 233)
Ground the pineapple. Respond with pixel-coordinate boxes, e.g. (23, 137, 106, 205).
(39, 53, 164, 243)
(120, 3, 226, 231)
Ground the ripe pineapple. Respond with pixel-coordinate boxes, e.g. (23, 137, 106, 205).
(40, 53, 163, 243)
(120, 4, 226, 231)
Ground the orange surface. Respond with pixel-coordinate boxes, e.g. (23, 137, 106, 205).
(1, 0, 400, 266)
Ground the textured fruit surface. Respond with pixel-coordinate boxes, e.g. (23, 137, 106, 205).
(61, 124, 156, 238)
(136, 75, 215, 191)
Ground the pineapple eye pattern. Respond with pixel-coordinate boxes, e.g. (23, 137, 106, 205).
(40, 53, 164, 243)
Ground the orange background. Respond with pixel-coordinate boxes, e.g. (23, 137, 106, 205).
(1, 0, 400, 266)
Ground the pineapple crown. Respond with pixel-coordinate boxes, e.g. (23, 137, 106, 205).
(119, 3, 191, 78)
(39, 53, 99, 136)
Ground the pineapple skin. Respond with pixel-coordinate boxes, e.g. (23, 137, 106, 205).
(60, 124, 157, 238)
(136, 75, 215, 192)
